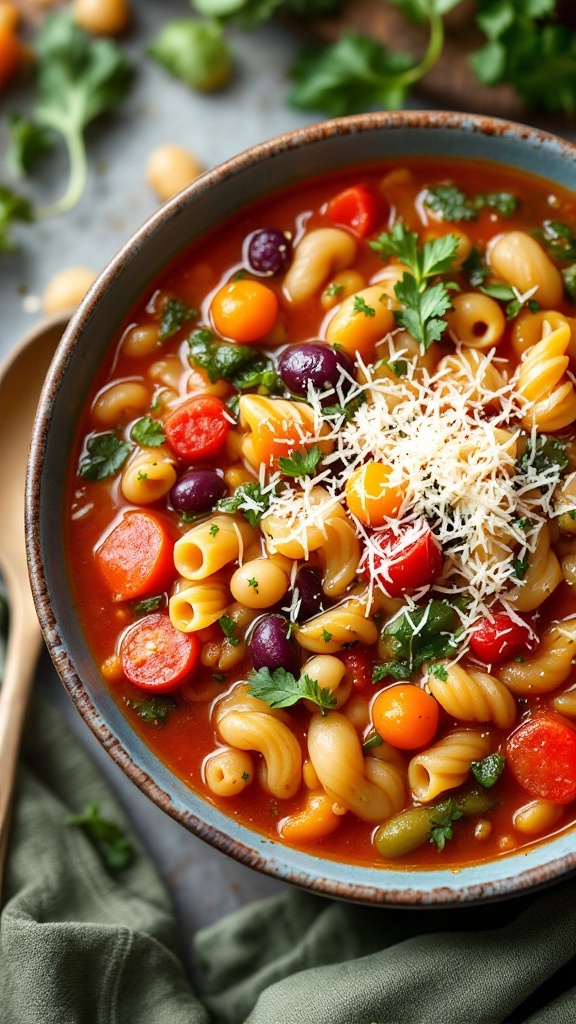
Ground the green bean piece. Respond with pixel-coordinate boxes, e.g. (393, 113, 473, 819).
(458, 789, 496, 817)
(374, 808, 433, 859)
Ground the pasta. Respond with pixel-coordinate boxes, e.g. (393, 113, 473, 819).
(69, 157, 576, 870)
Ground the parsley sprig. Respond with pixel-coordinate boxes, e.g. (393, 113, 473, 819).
(217, 481, 275, 527)
(279, 446, 323, 478)
(429, 797, 463, 851)
(425, 185, 517, 222)
(248, 666, 337, 715)
(370, 222, 459, 349)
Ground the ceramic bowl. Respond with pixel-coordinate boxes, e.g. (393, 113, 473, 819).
(27, 110, 576, 906)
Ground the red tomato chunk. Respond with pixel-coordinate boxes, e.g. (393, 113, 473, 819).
(120, 613, 200, 692)
(470, 613, 532, 664)
(165, 395, 230, 460)
(326, 185, 384, 237)
(361, 523, 443, 597)
(507, 717, 576, 804)
(338, 649, 373, 692)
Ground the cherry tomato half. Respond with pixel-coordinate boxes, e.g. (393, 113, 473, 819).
(469, 612, 533, 664)
(361, 522, 443, 597)
(371, 684, 440, 750)
(507, 716, 576, 803)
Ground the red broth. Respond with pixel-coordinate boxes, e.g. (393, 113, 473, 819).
(67, 157, 576, 868)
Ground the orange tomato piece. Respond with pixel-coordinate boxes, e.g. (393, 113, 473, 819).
(371, 684, 439, 750)
(345, 461, 405, 525)
(96, 510, 175, 601)
(210, 279, 278, 343)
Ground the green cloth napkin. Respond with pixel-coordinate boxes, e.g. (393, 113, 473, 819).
(2, 695, 576, 1024)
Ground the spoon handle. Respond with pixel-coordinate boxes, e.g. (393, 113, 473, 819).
(0, 599, 42, 896)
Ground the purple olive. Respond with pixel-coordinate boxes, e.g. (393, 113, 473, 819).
(291, 568, 327, 623)
(247, 229, 292, 276)
(278, 343, 354, 400)
(169, 469, 226, 514)
(249, 614, 300, 675)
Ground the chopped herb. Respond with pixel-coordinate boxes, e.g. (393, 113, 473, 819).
(388, 358, 408, 377)
(241, 771, 250, 781)
(180, 511, 203, 524)
(278, 446, 323, 478)
(132, 595, 165, 615)
(209, 523, 220, 536)
(0, 184, 34, 251)
(217, 481, 274, 527)
(219, 614, 240, 646)
(6, 114, 53, 178)
(462, 247, 489, 288)
(232, 358, 283, 394)
(248, 577, 259, 591)
(321, 629, 333, 643)
(213, 672, 226, 682)
(248, 666, 337, 715)
(352, 294, 376, 317)
(362, 730, 383, 753)
(513, 558, 529, 580)
(515, 656, 525, 664)
(79, 433, 132, 481)
(429, 797, 464, 851)
(470, 752, 506, 789)
(480, 282, 539, 319)
(373, 600, 461, 681)
(424, 185, 517, 223)
(132, 695, 177, 724)
(159, 298, 197, 340)
(427, 662, 448, 681)
(517, 435, 570, 481)
(131, 415, 166, 447)
(231, 269, 246, 281)
(286, 621, 297, 639)
(323, 391, 367, 422)
(512, 516, 531, 531)
(562, 264, 576, 302)
(369, 222, 459, 349)
(325, 282, 344, 297)
(474, 191, 518, 217)
(534, 220, 576, 262)
(188, 328, 280, 392)
(66, 801, 133, 870)
(137, 470, 148, 481)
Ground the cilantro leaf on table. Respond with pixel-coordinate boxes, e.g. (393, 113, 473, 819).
(0, 185, 34, 251)
(370, 223, 459, 349)
(149, 19, 232, 92)
(248, 666, 337, 715)
(429, 797, 463, 851)
(517, 434, 570, 481)
(131, 695, 177, 724)
(373, 599, 461, 681)
(79, 433, 132, 481)
(33, 12, 132, 217)
(279, 446, 323, 478)
(6, 115, 53, 178)
(159, 299, 197, 340)
(66, 801, 134, 870)
(130, 415, 166, 447)
(471, 752, 506, 789)
(217, 481, 274, 527)
(534, 220, 576, 262)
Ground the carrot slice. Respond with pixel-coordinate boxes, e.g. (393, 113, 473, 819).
(165, 395, 230, 460)
(326, 185, 383, 238)
(120, 613, 200, 691)
(507, 716, 576, 804)
(96, 510, 175, 601)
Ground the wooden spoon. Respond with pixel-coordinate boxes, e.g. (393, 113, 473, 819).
(0, 312, 70, 890)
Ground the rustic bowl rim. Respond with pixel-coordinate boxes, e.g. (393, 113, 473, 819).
(26, 109, 576, 907)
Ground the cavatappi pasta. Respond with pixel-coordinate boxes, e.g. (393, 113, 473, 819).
(68, 158, 576, 869)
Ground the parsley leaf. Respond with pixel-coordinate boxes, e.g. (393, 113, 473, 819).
(132, 595, 165, 615)
(217, 481, 274, 527)
(131, 695, 177, 724)
(0, 184, 34, 251)
(480, 282, 540, 320)
(353, 294, 376, 317)
(512, 558, 529, 580)
(231, 357, 283, 394)
(279, 446, 323, 478)
(6, 114, 53, 178)
(462, 248, 489, 288)
(471, 752, 506, 789)
(66, 801, 133, 870)
(130, 415, 166, 447)
(159, 299, 197, 340)
(370, 223, 459, 347)
(427, 662, 448, 681)
(323, 391, 367, 422)
(79, 433, 132, 480)
(248, 666, 337, 715)
(149, 18, 232, 92)
(429, 797, 463, 851)
(534, 220, 576, 261)
(34, 13, 133, 216)
(362, 730, 383, 753)
(219, 614, 240, 646)
(188, 328, 280, 392)
(517, 434, 570, 481)
(373, 600, 461, 681)
(425, 186, 517, 222)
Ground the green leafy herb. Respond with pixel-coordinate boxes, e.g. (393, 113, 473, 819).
(34, 13, 132, 217)
(374, 600, 461, 681)
(323, 391, 366, 422)
(248, 577, 259, 591)
(217, 481, 274, 527)
(286, 621, 297, 639)
(159, 299, 197, 340)
(188, 328, 280, 392)
(0, 184, 34, 251)
(353, 294, 376, 317)
(131, 415, 166, 447)
(517, 434, 570, 481)
(427, 662, 448, 681)
(562, 263, 576, 302)
(149, 19, 232, 92)
(429, 796, 463, 851)
(6, 114, 53, 178)
(470, 752, 506, 789)
(241, 770, 250, 780)
(370, 222, 459, 349)
(480, 282, 539, 319)
(248, 666, 337, 715)
(132, 695, 177, 724)
(194, 0, 345, 25)
(512, 558, 529, 580)
(79, 433, 132, 481)
(388, 359, 408, 377)
(209, 523, 220, 536)
(535, 220, 576, 261)
(362, 730, 383, 753)
(66, 801, 133, 870)
(132, 595, 165, 615)
(279, 446, 323, 478)
(213, 672, 226, 682)
(219, 615, 240, 646)
(325, 282, 344, 297)
(462, 248, 489, 288)
(321, 629, 333, 643)
(424, 185, 517, 222)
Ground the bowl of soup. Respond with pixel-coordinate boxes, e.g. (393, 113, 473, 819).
(27, 111, 576, 905)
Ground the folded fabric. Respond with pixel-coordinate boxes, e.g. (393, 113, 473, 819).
(2, 694, 576, 1024)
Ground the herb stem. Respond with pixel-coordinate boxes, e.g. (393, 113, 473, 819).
(37, 130, 87, 218)
(393, 10, 444, 90)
